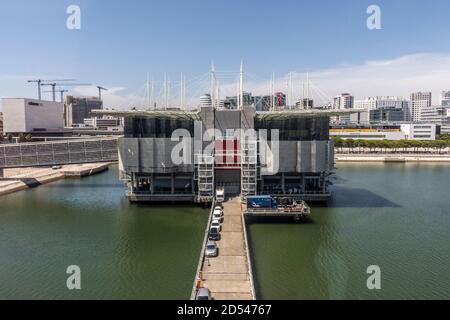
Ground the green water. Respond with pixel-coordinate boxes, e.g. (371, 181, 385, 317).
(1, 164, 450, 299)
(249, 163, 450, 299)
(0, 167, 209, 299)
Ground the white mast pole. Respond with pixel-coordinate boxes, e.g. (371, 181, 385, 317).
(184, 75, 187, 110)
(164, 73, 167, 110)
(151, 76, 154, 110)
(271, 72, 275, 111)
(147, 72, 150, 108)
(180, 72, 183, 109)
(239, 60, 244, 110)
(211, 61, 216, 109)
(168, 76, 171, 109)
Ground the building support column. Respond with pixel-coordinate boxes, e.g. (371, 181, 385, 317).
(150, 173, 154, 194)
(281, 173, 285, 194)
(171, 173, 175, 194)
(0, 168, 4, 178)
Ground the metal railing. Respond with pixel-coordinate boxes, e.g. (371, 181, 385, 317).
(0, 137, 118, 168)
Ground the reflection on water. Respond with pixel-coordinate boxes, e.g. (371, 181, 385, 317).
(0, 166, 208, 299)
(249, 163, 450, 299)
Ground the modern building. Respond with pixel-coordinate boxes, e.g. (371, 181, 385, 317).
(83, 116, 123, 131)
(64, 95, 103, 127)
(420, 105, 450, 134)
(223, 92, 254, 109)
(408, 92, 432, 122)
(332, 93, 354, 123)
(0, 112, 3, 134)
(296, 98, 314, 109)
(350, 106, 405, 124)
(330, 128, 405, 140)
(400, 123, 436, 140)
(333, 93, 354, 110)
(441, 91, 450, 107)
(2, 98, 64, 134)
(199, 94, 212, 108)
(354, 96, 408, 111)
(98, 105, 340, 204)
(253, 95, 272, 111)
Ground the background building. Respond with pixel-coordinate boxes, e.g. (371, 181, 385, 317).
(2, 98, 64, 134)
(330, 127, 405, 140)
(0, 112, 3, 134)
(400, 123, 436, 140)
(441, 91, 450, 107)
(332, 93, 354, 123)
(83, 116, 123, 131)
(64, 95, 103, 127)
(420, 105, 450, 134)
(408, 92, 432, 121)
(199, 94, 212, 108)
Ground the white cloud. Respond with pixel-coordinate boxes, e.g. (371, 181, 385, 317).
(2, 53, 450, 111)
(277, 53, 450, 104)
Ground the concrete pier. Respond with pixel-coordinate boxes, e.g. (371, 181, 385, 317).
(192, 197, 255, 300)
(0, 163, 112, 197)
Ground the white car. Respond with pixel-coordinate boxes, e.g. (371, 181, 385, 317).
(213, 210, 223, 221)
(211, 219, 222, 232)
(214, 206, 223, 212)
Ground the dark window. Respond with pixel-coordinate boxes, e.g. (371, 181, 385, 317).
(124, 117, 194, 138)
(254, 117, 329, 141)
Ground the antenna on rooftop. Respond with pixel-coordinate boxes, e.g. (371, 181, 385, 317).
(97, 86, 108, 100)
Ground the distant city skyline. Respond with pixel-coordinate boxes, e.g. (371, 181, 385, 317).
(1, 0, 450, 109)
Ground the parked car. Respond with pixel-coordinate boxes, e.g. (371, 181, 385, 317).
(213, 209, 223, 221)
(211, 219, 222, 232)
(208, 225, 221, 241)
(205, 240, 218, 257)
(196, 287, 212, 300)
(214, 205, 223, 212)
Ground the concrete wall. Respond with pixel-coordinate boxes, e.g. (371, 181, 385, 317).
(269, 140, 333, 174)
(119, 137, 194, 174)
(2, 98, 64, 133)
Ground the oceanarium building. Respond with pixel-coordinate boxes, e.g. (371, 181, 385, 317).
(99, 105, 338, 203)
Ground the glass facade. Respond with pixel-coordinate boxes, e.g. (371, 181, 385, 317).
(254, 117, 329, 141)
(124, 117, 195, 138)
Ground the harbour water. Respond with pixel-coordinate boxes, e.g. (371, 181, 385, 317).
(0, 167, 209, 299)
(249, 163, 450, 299)
(1, 163, 450, 299)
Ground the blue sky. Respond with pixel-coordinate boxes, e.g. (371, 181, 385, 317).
(1, 0, 450, 108)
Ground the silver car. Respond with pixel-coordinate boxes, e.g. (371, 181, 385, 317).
(205, 240, 218, 257)
(196, 287, 212, 300)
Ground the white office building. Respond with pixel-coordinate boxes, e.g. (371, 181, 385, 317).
(2, 98, 64, 134)
(420, 105, 450, 134)
(400, 123, 436, 140)
(332, 93, 354, 123)
(199, 94, 212, 108)
(408, 92, 432, 122)
(441, 91, 450, 107)
(354, 96, 407, 111)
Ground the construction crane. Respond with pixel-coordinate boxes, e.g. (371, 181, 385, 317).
(97, 86, 108, 100)
(27, 79, 75, 100)
(42, 89, 69, 103)
(40, 82, 92, 102)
